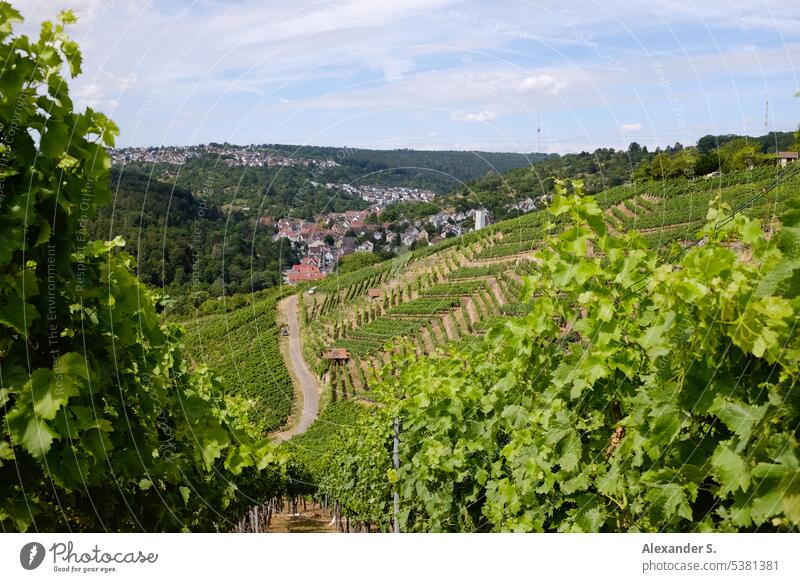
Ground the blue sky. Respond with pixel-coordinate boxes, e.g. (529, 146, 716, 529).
(18, 0, 800, 152)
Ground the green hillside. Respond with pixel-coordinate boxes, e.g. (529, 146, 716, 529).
(182, 288, 295, 432)
(181, 163, 797, 441)
(120, 147, 552, 217)
(268, 144, 552, 192)
(282, 169, 800, 532)
(442, 133, 794, 221)
(88, 169, 298, 312)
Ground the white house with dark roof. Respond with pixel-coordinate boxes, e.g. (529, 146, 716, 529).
(778, 151, 799, 167)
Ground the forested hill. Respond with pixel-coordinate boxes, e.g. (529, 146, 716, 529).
(120, 146, 551, 216)
(268, 144, 551, 191)
(444, 146, 649, 220)
(443, 131, 797, 220)
(88, 169, 296, 307)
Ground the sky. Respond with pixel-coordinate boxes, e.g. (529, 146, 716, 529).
(15, 0, 800, 153)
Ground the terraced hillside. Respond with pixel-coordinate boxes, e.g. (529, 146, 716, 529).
(595, 165, 792, 248)
(299, 165, 799, 400)
(182, 165, 799, 432)
(301, 223, 566, 396)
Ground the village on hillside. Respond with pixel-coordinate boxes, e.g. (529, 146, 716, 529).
(273, 206, 495, 284)
(317, 182, 436, 206)
(110, 143, 339, 168)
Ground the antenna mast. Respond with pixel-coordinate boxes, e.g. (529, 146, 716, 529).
(537, 117, 541, 154)
(764, 99, 769, 135)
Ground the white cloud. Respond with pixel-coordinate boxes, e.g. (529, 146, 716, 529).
(452, 110, 497, 122)
(517, 74, 566, 95)
(14, 0, 799, 149)
(620, 122, 642, 132)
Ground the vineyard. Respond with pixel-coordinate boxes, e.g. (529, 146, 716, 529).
(7, 3, 800, 538)
(310, 254, 413, 318)
(184, 290, 295, 432)
(293, 166, 800, 410)
(334, 316, 430, 356)
(474, 240, 537, 260)
(600, 166, 790, 243)
(448, 262, 516, 279)
(285, 178, 800, 533)
(299, 226, 532, 400)
(176, 163, 799, 452)
(388, 297, 461, 316)
(422, 280, 487, 296)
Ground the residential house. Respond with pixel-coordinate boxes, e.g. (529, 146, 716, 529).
(401, 225, 421, 247)
(428, 211, 452, 229)
(337, 236, 357, 255)
(441, 223, 463, 238)
(474, 208, 491, 230)
(285, 262, 325, 284)
(778, 151, 799, 167)
(509, 197, 537, 213)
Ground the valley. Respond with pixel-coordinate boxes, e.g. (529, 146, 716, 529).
(4, 0, 800, 543)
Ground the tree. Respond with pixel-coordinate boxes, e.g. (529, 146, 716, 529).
(670, 147, 698, 178)
(648, 152, 673, 180)
(694, 152, 720, 176)
(730, 143, 763, 170)
(716, 138, 768, 172)
(0, 7, 284, 532)
(697, 134, 738, 155)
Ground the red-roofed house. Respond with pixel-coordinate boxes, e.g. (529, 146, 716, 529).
(285, 262, 325, 284)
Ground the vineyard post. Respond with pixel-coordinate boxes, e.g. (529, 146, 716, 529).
(393, 416, 401, 533)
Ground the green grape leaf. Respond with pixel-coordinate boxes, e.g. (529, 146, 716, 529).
(563, 495, 607, 532)
(200, 428, 231, 470)
(710, 399, 768, 451)
(39, 119, 69, 158)
(712, 442, 750, 495)
(20, 418, 58, 459)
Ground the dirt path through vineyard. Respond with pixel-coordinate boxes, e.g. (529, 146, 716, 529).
(273, 295, 320, 441)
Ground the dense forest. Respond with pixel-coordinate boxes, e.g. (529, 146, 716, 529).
(88, 168, 298, 313)
(268, 144, 551, 192)
(119, 147, 551, 220)
(121, 158, 368, 220)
